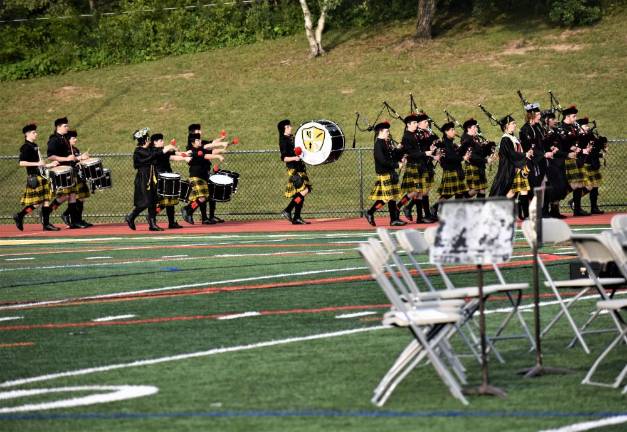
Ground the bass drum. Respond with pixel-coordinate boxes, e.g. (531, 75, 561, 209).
(294, 119, 344, 165)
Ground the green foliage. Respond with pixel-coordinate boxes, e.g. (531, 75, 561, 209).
(472, 0, 603, 26)
(548, 0, 602, 26)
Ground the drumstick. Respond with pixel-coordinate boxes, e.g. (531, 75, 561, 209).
(231, 137, 239, 145)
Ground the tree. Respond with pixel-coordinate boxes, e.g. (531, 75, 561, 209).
(414, 0, 436, 40)
(298, 0, 341, 57)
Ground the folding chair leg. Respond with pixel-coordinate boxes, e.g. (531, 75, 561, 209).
(490, 291, 536, 351)
(373, 339, 422, 398)
(455, 323, 482, 365)
(581, 326, 627, 388)
(469, 316, 506, 364)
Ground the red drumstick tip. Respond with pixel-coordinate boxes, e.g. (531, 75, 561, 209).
(170, 138, 176, 145)
(220, 129, 227, 137)
(232, 137, 239, 145)
(213, 165, 219, 172)
(197, 150, 203, 157)
(294, 147, 302, 156)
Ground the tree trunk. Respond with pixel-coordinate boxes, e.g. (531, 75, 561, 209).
(314, 3, 328, 56)
(299, 0, 327, 57)
(88, 0, 96, 12)
(415, 0, 436, 41)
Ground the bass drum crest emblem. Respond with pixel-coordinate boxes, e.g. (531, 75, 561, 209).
(301, 126, 326, 152)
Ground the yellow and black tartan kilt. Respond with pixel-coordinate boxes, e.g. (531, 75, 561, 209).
(187, 177, 209, 202)
(75, 179, 91, 200)
(464, 163, 488, 191)
(400, 164, 422, 193)
(368, 173, 401, 202)
(565, 158, 585, 185)
(159, 196, 179, 207)
(437, 169, 468, 196)
(583, 165, 602, 188)
(284, 168, 312, 198)
(54, 179, 78, 198)
(20, 175, 53, 206)
(509, 170, 530, 194)
(420, 171, 434, 192)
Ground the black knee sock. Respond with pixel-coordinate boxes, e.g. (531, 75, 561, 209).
(422, 195, 432, 217)
(413, 198, 423, 220)
(476, 192, 485, 199)
(209, 200, 216, 218)
(368, 200, 385, 215)
(285, 193, 303, 213)
(581, 188, 590, 197)
(199, 201, 207, 220)
(166, 206, 175, 224)
(76, 200, 84, 221)
(49, 199, 61, 211)
(573, 188, 582, 211)
(388, 200, 398, 221)
(67, 202, 79, 224)
(397, 194, 411, 209)
(19, 205, 35, 217)
(589, 187, 599, 209)
(519, 194, 529, 219)
(294, 196, 305, 220)
(188, 199, 202, 215)
(406, 199, 415, 211)
(41, 206, 51, 226)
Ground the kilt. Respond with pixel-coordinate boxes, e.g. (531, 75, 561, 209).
(159, 196, 179, 207)
(75, 179, 91, 200)
(437, 169, 468, 196)
(20, 175, 53, 206)
(54, 181, 78, 198)
(187, 177, 209, 202)
(583, 165, 602, 188)
(400, 164, 422, 193)
(284, 168, 312, 198)
(565, 158, 585, 186)
(510, 170, 530, 194)
(464, 163, 488, 191)
(420, 170, 434, 192)
(368, 173, 400, 202)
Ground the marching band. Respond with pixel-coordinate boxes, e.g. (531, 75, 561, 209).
(12, 92, 609, 231)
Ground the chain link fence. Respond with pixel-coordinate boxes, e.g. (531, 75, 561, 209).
(1, 140, 625, 225)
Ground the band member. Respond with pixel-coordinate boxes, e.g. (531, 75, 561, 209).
(577, 117, 606, 214)
(519, 103, 547, 203)
(62, 129, 93, 227)
(46, 117, 85, 228)
(460, 118, 494, 199)
(152, 134, 191, 229)
(13, 123, 60, 231)
(186, 123, 229, 223)
(489, 115, 532, 219)
(541, 111, 568, 218)
(436, 122, 467, 204)
(125, 129, 162, 231)
(365, 121, 406, 227)
(396, 113, 436, 223)
(278, 119, 311, 224)
(557, 105, 588, 216)
(181, 133, 224, 224)
(416, 113, 440, 221)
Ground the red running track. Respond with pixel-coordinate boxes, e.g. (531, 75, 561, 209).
(0, 213, 619, 238)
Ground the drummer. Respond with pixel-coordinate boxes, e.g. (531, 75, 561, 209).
(152, 133, 191, 229)
(181, 133, 224, 225)
(13, 123, 61, 231)
(279, 119, 311, 225)
(62, 130, 93, 228)
(46, 117, 87, 229)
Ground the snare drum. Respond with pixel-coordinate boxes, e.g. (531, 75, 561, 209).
(80, 158, 104, 181)
(217, 169, 240, 193)
(157, 172, 181, 198)
(208, 173, 234, 202)
(91, 168, 112, 190)
(295, 119, 345, 165)
(50, 166, 75, 190)
(179, 179, 191, 202)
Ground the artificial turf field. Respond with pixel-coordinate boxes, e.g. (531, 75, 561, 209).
(0, 215, 625, 432)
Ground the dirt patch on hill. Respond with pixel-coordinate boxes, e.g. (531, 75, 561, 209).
(547, 43, 584, 52)
(156, 72, 195, 80)
(503, 39, 535, 55)
(52, 86, 104, 101)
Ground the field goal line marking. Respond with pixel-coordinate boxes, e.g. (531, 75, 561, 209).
(0, 326, 387, 388)
(539, 414, 627, 432)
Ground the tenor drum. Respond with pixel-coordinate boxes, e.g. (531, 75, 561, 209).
(50, 166, 75, 190)
(80, 158, 104, 181)
(179, 179, 191, 202)
(157, 172, 181, 198)
(217, 169, 240, 193)
(208, 173, 234, 202)
(294, 119, 345, 165)
(92, 169, 112, 190)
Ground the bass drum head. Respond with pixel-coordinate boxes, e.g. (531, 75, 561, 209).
(294, 119, 344, 165)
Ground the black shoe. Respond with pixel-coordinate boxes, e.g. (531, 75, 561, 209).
(281, 210, 292, 222)
(292, 218, 310, 225)
(60, 213, 71, 227)
(402, 206, 413, 221)
(391, 220, 407, 226)
(418, 217, 436, 224)
(168, 222, 183, 229)
(80, 220, 93, 228)
(13, 213, 24, 231)
(125, 213, 136, 231)
(573, 209, 590, 217)
(181, 207, 194, 224)
(202, 218, 216, 225)
(68, 223, 84, 229)
(365, 213, 376, 227)
(43, 224, 61, 231)
(212, 216, 224, 223)
(591, 207, 604, 215)
(75, 221, 89, 229)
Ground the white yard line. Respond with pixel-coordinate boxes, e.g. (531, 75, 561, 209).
(4, 257, 34, 261)
(538, 415, 627, 432)
(84, 256, 112, 260)
(92, 315, 136, 322)
(0, 317, 22, 322)
(335, 311, 377, 319)
(161, 255, 188, 259)
(217, 311, 261, 320)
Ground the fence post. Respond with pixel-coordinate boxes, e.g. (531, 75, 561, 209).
(358, 148, 364, 217)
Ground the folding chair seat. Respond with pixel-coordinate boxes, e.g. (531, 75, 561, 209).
(358, 240, 469, 406)
(520, 219, 625, 354)
(610, 214, 627, 249)
(581, 298, 627, 389)
(419, 226, 534, 353)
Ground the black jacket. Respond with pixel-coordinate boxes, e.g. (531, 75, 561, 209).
(133, 146, 158, 208)
(489, 134, 527, 197)
(373, 138, 402, 175)
(279, 134, 306, 171)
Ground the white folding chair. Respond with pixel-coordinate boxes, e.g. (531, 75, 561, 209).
(610, 214, 627, 247)
(520, 219, 625, 354)
(358, 240, 469, 406)
(581, 298, 627, 389)
(421, 226, 534, 353)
